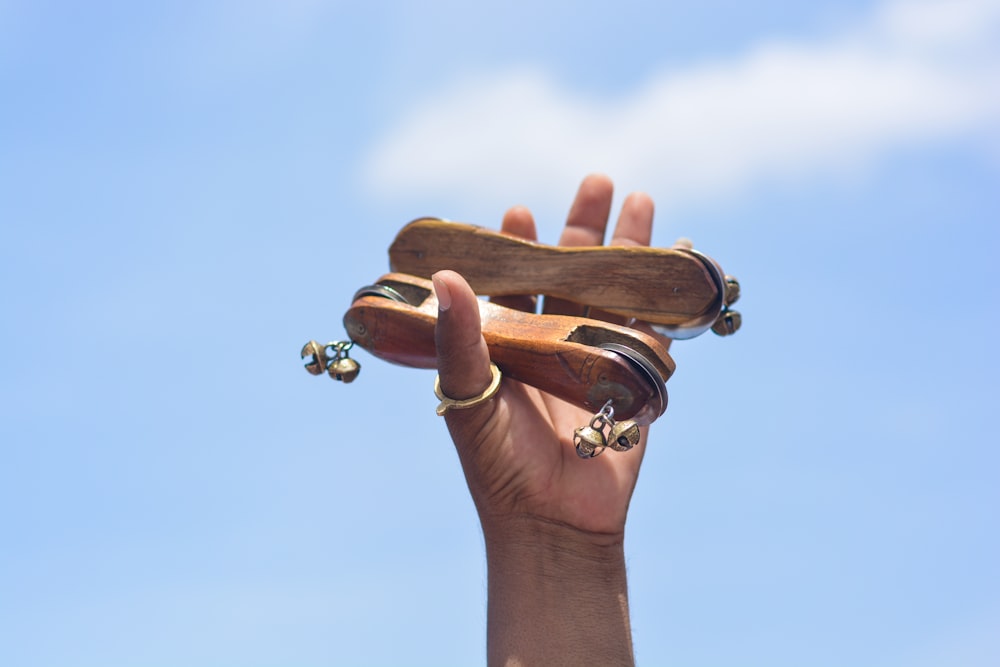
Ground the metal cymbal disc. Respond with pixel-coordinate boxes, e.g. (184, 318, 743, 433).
(598, 342, 668, 426)
(352, 283, 409, 304)
(651, 247, 727, 340)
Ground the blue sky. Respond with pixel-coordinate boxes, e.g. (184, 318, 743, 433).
(1, 1, 998, 665)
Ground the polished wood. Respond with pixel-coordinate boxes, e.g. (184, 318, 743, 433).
(389, 218, 720, 326)
(342, 274, 674, 423)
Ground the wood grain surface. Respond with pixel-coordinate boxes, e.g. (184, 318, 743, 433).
(342, 273, 674, 423)
(389, 218, 721, 326)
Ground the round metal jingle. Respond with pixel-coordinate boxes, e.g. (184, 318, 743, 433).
(597, 343, 667, 426)
(352, 283, 410, 304)
(573, 424, 608, 458)
(650, 247, 728, 340)
(608, 419, 641, 451)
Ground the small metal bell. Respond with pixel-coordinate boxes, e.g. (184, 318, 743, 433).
(724, 276, 740, 306)
(573, 425, 607, 458)
(301, 340, 329, 376)
(328, 356, 361, 383)
(608, 419, 641, 451)
(711, 309, 742, 336)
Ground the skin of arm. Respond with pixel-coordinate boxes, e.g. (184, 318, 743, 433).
(432, 174, 670, 666)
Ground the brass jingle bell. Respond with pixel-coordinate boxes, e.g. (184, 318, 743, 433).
(301, 340, 329, 376)
(573, 425, 607, 458)
(711, 309, 742, 336)
(608, 419, 641, 452)
(328, 356, 361, 383)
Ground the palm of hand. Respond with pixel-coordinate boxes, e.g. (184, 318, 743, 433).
(456, 380, 647, 538)
(439, 174, 667, 541)
(430, 175, 661, 665)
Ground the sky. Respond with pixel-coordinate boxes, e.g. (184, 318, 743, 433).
(1, 0, 998, 665)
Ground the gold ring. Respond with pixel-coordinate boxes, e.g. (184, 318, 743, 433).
(434, 363, 502, 416)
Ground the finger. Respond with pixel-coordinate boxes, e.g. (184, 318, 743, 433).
(559, 173, 614, 246)
(550, 190, 655, 322)
(609, 191, 654, 247)
(544, 174, 614, 316)
(587, 190, 652, 320)
(500, 205, 538, 242)
(491, 206, 539, 313)
(608, 192, 674, 351)
(433, 270, 496, 407)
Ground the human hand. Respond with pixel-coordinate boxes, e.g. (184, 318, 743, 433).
(432, 174, 669, 543)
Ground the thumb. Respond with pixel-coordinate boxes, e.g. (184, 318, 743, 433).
(432, 270, 496, 410)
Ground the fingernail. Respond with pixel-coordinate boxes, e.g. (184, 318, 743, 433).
(432, 273, 451, 311)
(673, 237, 694, 250)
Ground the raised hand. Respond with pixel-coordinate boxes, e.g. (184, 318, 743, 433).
(432, 174, 667, 666)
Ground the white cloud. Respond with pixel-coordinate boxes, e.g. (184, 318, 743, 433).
(361, 0, 1000, 215)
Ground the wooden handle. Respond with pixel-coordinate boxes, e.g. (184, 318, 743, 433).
(389, 218, 721, 326)
(342, 274, 674, 423)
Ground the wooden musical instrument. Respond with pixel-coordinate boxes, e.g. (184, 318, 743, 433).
(302, 218, 740, 451)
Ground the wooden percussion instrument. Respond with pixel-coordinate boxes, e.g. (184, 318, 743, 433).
(302, 218, 741, 455)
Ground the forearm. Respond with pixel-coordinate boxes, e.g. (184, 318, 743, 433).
(483, 515, 634, 667)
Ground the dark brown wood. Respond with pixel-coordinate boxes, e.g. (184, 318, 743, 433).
(342, 274, 674, 423)
(389, 218, 721, 326)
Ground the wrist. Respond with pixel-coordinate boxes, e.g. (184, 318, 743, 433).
(482, 514, 633, 666)
(482, 512, 626, 563)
